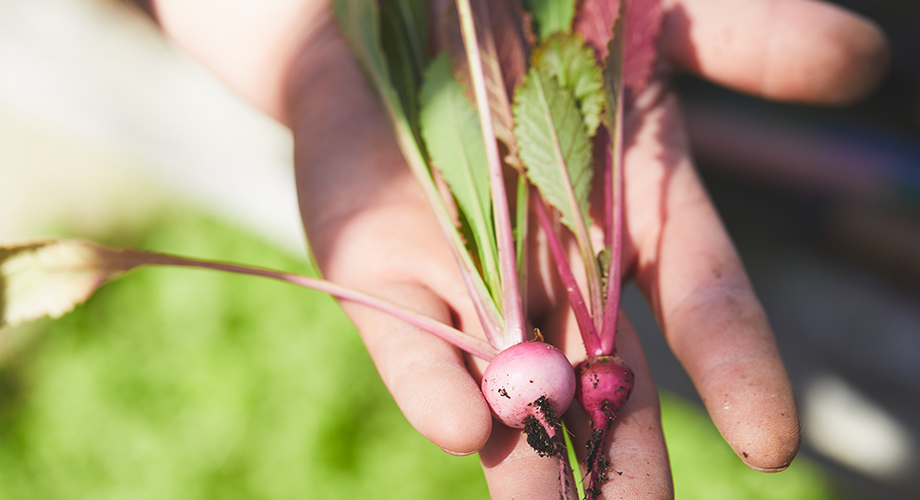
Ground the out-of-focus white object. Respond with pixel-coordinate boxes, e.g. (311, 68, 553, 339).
(0, 0, 303, 255)
(803, 374, 918, 481)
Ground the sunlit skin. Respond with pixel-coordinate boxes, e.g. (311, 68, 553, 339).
(147, 0, 888, 497)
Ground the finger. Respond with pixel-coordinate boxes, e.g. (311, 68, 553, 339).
(152, 0, 330, 121)
(288, 19, 492, 455)
(660, 0, 889, 104)
(625, 94, 800, 471)
(338, 281, 494, 456)
(565, 314, 673, 498)
(479, 425, 578, 499)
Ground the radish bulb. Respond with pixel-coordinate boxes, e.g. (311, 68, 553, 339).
(575, 355, 635, 498)
(481, 341, 576, 457)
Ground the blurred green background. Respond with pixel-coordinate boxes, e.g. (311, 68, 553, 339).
(0, 209, 838, 499)
(4, 0, 916, 498)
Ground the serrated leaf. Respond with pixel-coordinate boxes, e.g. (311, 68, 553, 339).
(532, 33, 606, 137)
(419, 53, 500, 300)
(523, 0, 576, 40)
(574, 0, 664, 94)
(514, 67, 605, 320)
(0, 240, 133, 328)
(573, 0, 621, 61)
(621, 0, 664, 93)
(513, 68, 593, 237)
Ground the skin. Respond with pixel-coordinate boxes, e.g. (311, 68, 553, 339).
(144, 0, 889, 497)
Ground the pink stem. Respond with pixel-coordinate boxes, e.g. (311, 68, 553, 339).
(532, 191, 602, 356)
(599, 1, 628, 355)
(128, 250, 498, 361)
(600, 122, 624, 356)
(456, 0, 525, 348)
(601, 123, 624, 356)
(601, 127, 614, 249)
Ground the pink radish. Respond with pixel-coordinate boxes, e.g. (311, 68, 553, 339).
(575, 355, 634, 497)
(481, 341, 576, 449)
(575, 356, 634, 431)
(481, 340, 577, 498)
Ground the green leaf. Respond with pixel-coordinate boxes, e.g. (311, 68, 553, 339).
(513, 68, 593, 235)
(513, 66, 604, 319)
(419, 53, 500, 302)
(523, 0, 576, 40)
(390, 0, 429, 71)
(533, 33, 606, 137)
(333, 0, 505, 340)
(380, 0, 429, 138)
(0, 240, 134, 328)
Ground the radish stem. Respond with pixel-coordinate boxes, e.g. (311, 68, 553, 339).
(515, 174, 530, 322)
(599, 2, 627, 355)
(600, 125, 623, 354)
(121, 249, 498, 361)
(533, 191, 601, 356)
(385, 89, 505, 351)
(456, 0, 525, 348)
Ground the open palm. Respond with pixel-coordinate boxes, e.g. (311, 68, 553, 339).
(152, 0, 887, 497)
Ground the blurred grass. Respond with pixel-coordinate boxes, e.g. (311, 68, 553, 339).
(0, 208, 840, 499)
(663, 395, 840, 500)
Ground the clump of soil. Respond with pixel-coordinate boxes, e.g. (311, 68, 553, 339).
(522, 396, 566, 458)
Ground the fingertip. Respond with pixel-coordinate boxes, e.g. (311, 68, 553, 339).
(436, 405, 492, 456)
(662, 0, 891, 105)
(825, 15, 890, 104)
(395, 359, 493, 455)
(733, 423, 801, 473)
(700, 352, 802, 474)
(763, 3, 890, 105)
(727, 399, 801, 473)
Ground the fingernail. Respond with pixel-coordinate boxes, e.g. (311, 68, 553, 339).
(748, 464, 791, 473)
(440, 446, 476, 457)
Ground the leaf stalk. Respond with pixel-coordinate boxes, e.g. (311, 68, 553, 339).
(125, 249, 499, 361)
(456, 0, 526, 348)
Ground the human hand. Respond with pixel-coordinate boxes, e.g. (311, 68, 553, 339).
(151, 0, 888, 497)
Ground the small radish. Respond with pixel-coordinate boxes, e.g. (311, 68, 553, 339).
(481, 340, 575, 457)
(575, 356, 634, 431)
(482, 340, 578, 499)
(575, 355, 634, 498)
